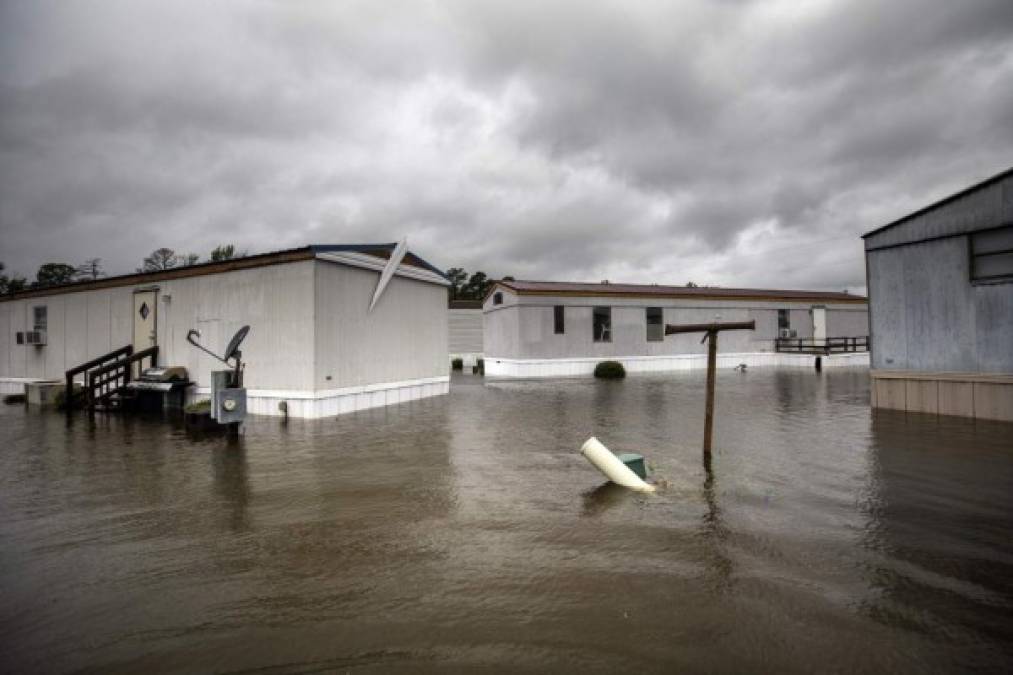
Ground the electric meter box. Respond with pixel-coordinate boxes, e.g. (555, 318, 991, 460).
(210, 369, 246, 424)
(217, 387, 247, 424)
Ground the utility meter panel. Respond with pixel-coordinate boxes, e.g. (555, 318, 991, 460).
(217, 388, 247, 424)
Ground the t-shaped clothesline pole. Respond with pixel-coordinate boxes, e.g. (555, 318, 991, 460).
(665, 320, 756, 467)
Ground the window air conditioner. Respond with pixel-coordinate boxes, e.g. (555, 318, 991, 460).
(778, 328, 797, 339)
(25, 330, 47, 346)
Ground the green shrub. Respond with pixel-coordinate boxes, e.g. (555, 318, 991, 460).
(472, 358, 485, 375)
(451, 358, 463, 370)
(594, 360, 626, 379)
(185, 399, 212, 414)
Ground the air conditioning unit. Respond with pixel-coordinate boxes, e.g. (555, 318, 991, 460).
(25, 330, 47, 346)
(778, 328, 797, 339)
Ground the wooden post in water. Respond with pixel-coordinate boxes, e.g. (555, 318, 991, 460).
(664, 320, 755, 467)
(703, 329, 718, 457)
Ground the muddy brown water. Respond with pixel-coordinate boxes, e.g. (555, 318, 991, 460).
(1, 370, 1012, 673)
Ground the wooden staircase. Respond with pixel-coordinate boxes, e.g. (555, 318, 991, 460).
(65, 345, 159, 412)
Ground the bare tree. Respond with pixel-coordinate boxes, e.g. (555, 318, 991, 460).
(76, 258, 105, 280)
(138, 248, 179, 272)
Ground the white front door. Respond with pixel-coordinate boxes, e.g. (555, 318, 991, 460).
(133, 290, 158, 352)
(812, 307, 827, 345)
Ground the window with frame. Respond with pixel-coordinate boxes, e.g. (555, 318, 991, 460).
(33, 306, 47, 331)
(593, 306, 611, 342)
(646, 307, 663, 341)
(553, 305, 565, 334)
(778, 309, 790, 330)
(492, 291, 503, 305)
(971, 225, 1013, 283)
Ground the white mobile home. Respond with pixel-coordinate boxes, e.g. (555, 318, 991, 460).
(482, 280, 868, 378)
(0, 244, 450, 417)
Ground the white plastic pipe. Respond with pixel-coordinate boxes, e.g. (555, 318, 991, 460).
(580, 437, 655, 493)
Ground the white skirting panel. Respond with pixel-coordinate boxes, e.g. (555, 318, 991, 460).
(0, 377, 50, 395)
(484, 352, 869, 378)
(185, 375, 450, 418)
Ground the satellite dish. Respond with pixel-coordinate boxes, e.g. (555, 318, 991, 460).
(224, 325, 250, 362)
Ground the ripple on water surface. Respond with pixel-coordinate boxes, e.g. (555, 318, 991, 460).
(1, 369, 1012, 673)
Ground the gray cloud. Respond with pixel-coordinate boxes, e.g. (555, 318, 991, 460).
(1, 0, 1011, 293)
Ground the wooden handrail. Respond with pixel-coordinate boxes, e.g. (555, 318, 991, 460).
(65, 344, 133, 408)
(774, 336, 868, 354)
(85, 346, 159, 410)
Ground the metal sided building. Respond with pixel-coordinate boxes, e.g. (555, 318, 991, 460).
(0, 244, 450, 417)
(863, 167, 1013, 421)
(482, 280, 868, 378)
(448, 299, 484, 367)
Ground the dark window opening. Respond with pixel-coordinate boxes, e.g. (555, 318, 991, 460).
(593, 306, 611, 342)
(971, 225, 1013, 283)
(492, 292, 503, 305)
(33, 306, 47, 331)
(777, 308, 797, 338)
(778, 309, 790, 330)
(646, 307, 663, 341)
(553, 305, 565, 334)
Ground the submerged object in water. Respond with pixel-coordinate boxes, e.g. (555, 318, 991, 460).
(617, 453, 647, 480)
(580, 437, 656, 493)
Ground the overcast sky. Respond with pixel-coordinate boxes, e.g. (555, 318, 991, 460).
(1, 0, 1011, 292)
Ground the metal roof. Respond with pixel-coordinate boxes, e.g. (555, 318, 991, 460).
(861, 165, 1013, 240)
(492, 279, 866, 303)
(1, 243, 447, 302)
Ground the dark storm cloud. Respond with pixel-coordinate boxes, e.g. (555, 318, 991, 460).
(1, 0, 1011, 292)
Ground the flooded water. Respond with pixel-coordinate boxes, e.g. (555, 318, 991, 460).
(2, 370, 1012, 673)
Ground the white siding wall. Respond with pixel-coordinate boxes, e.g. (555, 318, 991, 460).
(1, 286, 134, 381)
(448, 309, 483, 354)
(313, 260, 449, 389)
(0, 262, 316, 391)
(154, 261, 316, 391)
(482, 288, 520, 358)
(484, 294, 868, 362)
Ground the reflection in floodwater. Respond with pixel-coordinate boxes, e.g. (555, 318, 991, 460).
(856, 410, 1013, 649)
(1, 369, 1011, 673)
(210, 437, 251, 532)
(580, 480, 631, 516)
(699, 465, 734, 595)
